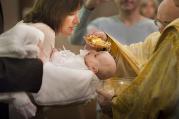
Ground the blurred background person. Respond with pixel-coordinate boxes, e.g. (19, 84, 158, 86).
(71, 0, 158, 45)
(140, 0, 158, 19)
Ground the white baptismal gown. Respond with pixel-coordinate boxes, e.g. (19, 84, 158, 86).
(34, 49, 99, 105)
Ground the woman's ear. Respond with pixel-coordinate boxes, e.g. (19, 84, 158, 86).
(88, 65, 98, 74)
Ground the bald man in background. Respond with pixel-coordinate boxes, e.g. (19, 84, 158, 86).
(97, 0, 179, 119)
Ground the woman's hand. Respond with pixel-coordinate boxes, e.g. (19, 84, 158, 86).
(84, 0, 110, 10)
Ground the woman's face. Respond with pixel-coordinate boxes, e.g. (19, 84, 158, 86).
(59, 10, 80, 36)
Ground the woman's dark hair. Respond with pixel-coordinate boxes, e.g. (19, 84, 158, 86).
(23, 0, 83, 32)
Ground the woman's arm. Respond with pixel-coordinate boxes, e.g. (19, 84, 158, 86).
(0, 58, 43, 93)
(70, 0, 109, 45)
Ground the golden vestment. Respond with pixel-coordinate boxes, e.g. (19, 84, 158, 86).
(109, 19, 179, 119)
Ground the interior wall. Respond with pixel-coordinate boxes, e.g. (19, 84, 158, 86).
(1, 0, 19, 31)
(1, 0, 117, 32)
(89, 1, 118, 21)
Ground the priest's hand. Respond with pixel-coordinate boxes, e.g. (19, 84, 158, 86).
(96, 88, 114, 118)
(84, 31, 108, 51)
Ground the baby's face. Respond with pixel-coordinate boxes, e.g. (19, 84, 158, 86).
(85, 51, 116, 79)
(84, 51, 114, 70)
(84, 51, 103, 69)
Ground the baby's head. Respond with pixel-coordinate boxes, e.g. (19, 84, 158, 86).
(84, 50, 116, 80)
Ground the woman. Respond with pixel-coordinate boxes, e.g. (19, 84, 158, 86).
(1, 0, 83, 118)
(173, 0, 179, 7)
(23, 0, 83, 62)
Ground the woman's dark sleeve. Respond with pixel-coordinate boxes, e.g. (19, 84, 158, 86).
(0, 58, 43, 93)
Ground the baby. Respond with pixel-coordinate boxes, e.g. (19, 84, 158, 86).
(34, 49, 116, 105)
(35, 34, 116, 106)
(0, 22, 116, 117)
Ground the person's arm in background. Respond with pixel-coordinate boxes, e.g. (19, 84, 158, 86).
(70, 0, 109, 45)
(70, 7, 92, 45)
(0, 58, 43, 93)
